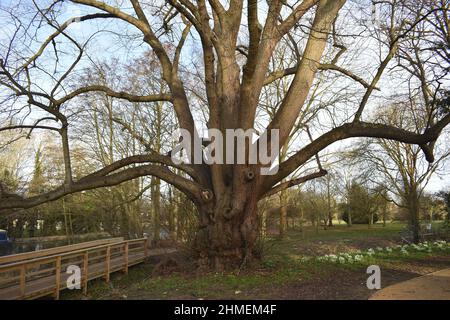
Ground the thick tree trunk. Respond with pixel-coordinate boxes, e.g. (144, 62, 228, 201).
(328, 214, 333, 227)
(167, 187, 177, 242)
(327, 180, 333, 227)
(315, 217, 320, 234)
(28, 215, 37, 237)
(169, 205, 178, 242)
(408, 189, 421, 244)
(279, 190, 288, 238)
(299, 208, 305, 239)
(261, 209, 267, 238)
(120, 210, 129, 239)
(151, 177, 161, 242)
(194, 196, 260, 270)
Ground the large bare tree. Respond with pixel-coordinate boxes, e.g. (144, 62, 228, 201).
(0, 0, 449, 268)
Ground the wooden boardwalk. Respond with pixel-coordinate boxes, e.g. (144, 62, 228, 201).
(0, 237, 149, 300)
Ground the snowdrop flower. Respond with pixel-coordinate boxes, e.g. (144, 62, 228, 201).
(315, 239, 448, 265)
(342, 253, 352, 260)
(327, 254, 337, 262)
(301, 257, 311, 262)
(433, 241, 443, 247)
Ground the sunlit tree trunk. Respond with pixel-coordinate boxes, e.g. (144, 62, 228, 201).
(279, 190, 288, 239)
(151, 177, 161, 242)
(326, 175, 333, 227)
(168, 186, 178, 241)
(408, 186, 421, 243)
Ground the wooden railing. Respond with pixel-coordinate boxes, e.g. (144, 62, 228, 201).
(0, 238, 149, 300)
(0, 237, 124, 265)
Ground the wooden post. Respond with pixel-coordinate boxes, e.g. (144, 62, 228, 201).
(19, 264, 26, 298)
(55, 256, 61, 300)
(105, 246, 111, 282)
(82, 251, 88, 295)
(144, 238, 149, 258)
(123, 242, 129, 274)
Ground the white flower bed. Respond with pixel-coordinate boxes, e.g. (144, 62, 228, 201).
(309, 240, 449, 264)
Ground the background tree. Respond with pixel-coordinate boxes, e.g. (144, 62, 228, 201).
(437, 189, 450, 230)
(340, 180, 379, 226)
(352, 102, 449, 242)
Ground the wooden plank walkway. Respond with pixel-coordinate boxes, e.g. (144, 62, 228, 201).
(0, 238, 149, 300)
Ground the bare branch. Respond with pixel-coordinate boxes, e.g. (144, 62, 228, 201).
(261, 169, 327, 198)
(56, 85, 171, 105)
(264, 64, 375, 89)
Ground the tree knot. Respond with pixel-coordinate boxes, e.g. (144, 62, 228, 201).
(200, 189, 214, 202)
(245, 169, 255, 181)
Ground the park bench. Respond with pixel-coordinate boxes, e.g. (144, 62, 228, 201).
(399, 224, 435, 244)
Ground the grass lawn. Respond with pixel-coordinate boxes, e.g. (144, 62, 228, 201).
(62, 222, 450, 300)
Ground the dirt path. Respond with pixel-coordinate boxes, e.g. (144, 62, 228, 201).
(370, 268, 450, 300)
